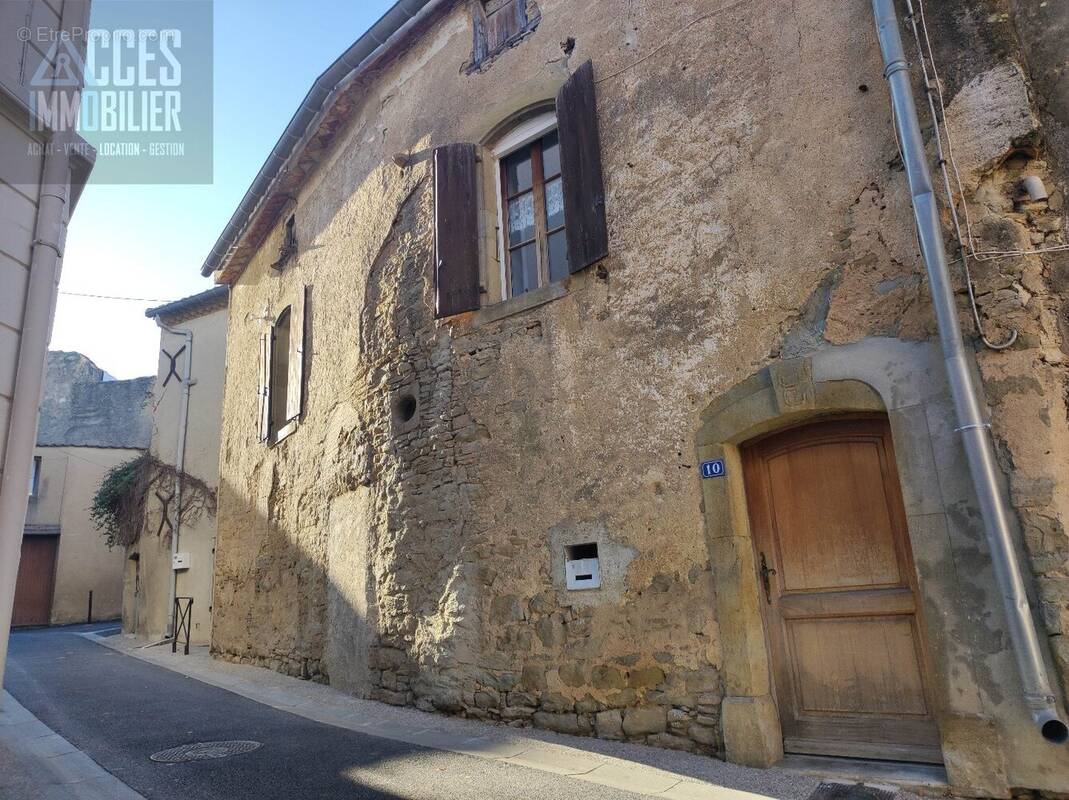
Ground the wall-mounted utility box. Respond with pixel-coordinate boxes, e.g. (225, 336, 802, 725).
(565, 542, 601, 590)
(172, 552, 191, 571)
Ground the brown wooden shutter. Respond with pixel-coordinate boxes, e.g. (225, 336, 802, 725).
(556, 60, 608, 273)
(433, 143, 480, 318)
(258, 331, 271, 442)
(285, 285, 308, 422)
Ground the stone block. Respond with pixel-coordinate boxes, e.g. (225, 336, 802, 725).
(558, 662, 586, 688)
(595, 709, 623, 739)
(576, 694, 603, 714)
(521, 665, 547, 691)
(425, 686, 463, 712)
(689, 721, 718, 746)
(592, 665, 627, 690)
(507, 690, 536, 708)
(708, 537, 771, 697)
(604, 688, 638, 708)
(532, 712, 582, 735)
(623, 707, 667, 736)
(683, 668, 720, 694)
(490, 595, 524, 624)
(628, 666, 666, 688)
(540, 692, 574, 713)
(721, 695, 782, 768)
(501, 706, 534, 720)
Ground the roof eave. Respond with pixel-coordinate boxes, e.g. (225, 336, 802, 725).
(200, 0, 451, 283)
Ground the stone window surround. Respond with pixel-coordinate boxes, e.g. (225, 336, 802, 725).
(696, 337, 1035, 797)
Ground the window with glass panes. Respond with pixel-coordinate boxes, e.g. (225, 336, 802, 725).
(500, 129, 568, 297)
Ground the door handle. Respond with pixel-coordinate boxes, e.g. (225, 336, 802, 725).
(759, 552, 777, 604)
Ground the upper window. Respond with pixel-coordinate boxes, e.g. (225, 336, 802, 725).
(433, 61, 607, 319)
(470, 0, 540, 72)
(271, 214, 297, 271)
(497, 119, 569, 298)
(257, 287, 309, 444)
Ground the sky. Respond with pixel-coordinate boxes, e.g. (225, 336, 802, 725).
(51, 0, 396, 379)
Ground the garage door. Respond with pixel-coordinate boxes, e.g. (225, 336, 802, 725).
(11, 535, 59, 627)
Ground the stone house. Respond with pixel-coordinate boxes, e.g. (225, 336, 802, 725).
(123, 287, 229, 646)
(200, 0, 1069, 794)
(13, 352, 152, 627)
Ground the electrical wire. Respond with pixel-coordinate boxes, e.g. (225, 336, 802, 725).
(916, 0, 1069, 263)
(903, 0, 1015, 349)
(59, 290, 176, 303)
(905, 0, 1069, 349)
(594, 0, 747, 84)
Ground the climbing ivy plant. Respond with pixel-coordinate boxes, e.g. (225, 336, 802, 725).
(90, 453, 216, 549)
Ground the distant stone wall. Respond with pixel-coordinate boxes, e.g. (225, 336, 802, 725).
(37, 352, 153, 449)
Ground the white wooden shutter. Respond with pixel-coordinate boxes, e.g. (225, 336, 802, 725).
(258, 330, 272, 442)
(285, 286, 307, 423)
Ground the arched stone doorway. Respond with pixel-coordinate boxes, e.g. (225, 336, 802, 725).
(696, 339, 1016, 797)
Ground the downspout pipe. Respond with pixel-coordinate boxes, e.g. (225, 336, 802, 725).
(154, 321, 193, 640)
(871, 0, 1069, 744)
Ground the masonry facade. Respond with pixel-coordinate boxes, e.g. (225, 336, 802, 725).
(205, 1, 1069, 794)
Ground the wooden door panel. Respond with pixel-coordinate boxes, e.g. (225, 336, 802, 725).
(767, 440, 901, 591)
(780, 586, 915, 618)
(787, 616, 929, 716)
(12, 535, 58, 627)
(743, 418, 941, 763)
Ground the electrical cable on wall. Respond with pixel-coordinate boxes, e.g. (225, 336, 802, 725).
(906, 0, 1069, 349)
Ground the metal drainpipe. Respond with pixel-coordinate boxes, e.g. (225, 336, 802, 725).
(871, 0, 1068, 744)
(155, 321, 193, 640)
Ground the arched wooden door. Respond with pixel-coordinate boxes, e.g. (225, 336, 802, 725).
(742, 418, 941, 763)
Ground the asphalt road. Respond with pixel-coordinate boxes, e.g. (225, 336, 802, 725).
(5, 625, 644, 800)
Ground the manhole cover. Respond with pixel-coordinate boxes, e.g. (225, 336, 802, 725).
(150, 740, 262, 763)
(806, 783, 897, 800)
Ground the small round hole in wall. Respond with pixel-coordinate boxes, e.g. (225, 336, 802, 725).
(858, 84, 869, 93)
(395, 394, 417, 424)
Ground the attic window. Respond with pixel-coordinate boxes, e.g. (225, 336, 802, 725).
(469, 0, 540, 72)
(272, 215, 297, 271)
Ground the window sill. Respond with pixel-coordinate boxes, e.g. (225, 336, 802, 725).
(271, 419, 298, 445)
(469, 281, 568, 329)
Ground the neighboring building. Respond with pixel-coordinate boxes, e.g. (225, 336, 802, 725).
(200, 1, 1069, 795)
(0, 0, 95, 689)
(123, 287, 228, 646)
(13, 353, 152, 626)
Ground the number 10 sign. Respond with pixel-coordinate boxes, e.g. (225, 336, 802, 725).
(700, 459, 726, 479)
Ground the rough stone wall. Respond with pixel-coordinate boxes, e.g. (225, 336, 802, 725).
(37, 351, 153, 449)
(211, 0, 1069, 765)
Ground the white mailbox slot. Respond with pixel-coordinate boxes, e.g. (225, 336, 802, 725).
(172, 552, 191, 571)
(565, 543, 601, 590)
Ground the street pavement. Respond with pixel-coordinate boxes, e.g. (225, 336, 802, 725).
(4, 625, 647, 800)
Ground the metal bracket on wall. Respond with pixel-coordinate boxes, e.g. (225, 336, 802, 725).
(161, 344, 186, 387)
